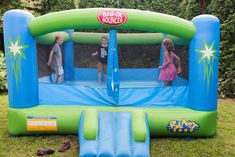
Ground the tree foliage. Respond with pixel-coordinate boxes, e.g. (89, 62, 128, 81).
(0, 0, 22, 31)
(179, 0, 200, 19)
(207, 0, 235, 98)
(40, 0, 75, 14)
(20, 0, 76, 15)
(0, 51, 7, 91)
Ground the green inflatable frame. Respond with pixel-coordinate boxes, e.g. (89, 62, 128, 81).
(9, 106, 216, 137)
(37, 32, 188, 45)
(30, 8, 195, 39)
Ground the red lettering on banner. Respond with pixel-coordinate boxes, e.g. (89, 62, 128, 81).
(97, 10, 127, 26)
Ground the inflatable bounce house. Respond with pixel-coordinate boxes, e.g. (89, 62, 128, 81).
(3, 8, 220, 157)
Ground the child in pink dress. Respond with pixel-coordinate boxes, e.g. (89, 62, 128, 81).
(159, 38, 182, 86)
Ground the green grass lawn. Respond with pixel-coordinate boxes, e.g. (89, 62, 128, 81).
(0, 93, 234, 157)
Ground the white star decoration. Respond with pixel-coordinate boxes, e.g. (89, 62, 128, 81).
(7, 37, 28, 88)
(8, 40, 24, 56)
(201, 45, 215, 60)
(196, 41, 217, 63)
(196, 40, 217, 89)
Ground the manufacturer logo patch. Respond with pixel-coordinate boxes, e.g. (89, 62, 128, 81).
(166, 119, 200, 133)
(97, 10, 127, 26)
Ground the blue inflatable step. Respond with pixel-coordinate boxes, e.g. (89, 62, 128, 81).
(115, 112, 132, 157)
(97, 112, 115, 157)
(78, 111, 150, 157)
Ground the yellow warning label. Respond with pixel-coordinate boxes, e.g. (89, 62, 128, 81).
(27, 116, 57, 131)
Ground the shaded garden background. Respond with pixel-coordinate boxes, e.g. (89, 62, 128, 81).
(0, 0, 234, 98)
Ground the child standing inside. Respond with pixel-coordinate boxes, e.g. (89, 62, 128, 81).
(47, 35, 64, 84)
(159, 38, 182, 86)
(92, 36, 108, 85)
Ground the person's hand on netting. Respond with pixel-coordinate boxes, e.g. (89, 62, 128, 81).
(92, 51, 98, 56)
(47, 61, 51, 67)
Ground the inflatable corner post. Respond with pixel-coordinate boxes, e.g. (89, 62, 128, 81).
(189, 15, 220, 111)
(3, 10, 39, 108)
(3, 8, 220, 157)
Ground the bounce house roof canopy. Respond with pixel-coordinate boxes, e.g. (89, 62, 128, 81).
(29, 8, 196, 40)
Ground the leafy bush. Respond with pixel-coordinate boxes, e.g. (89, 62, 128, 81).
(207, 0, 235, 98)
(217, 13, 235, 98)
(0, 51, 7, 91)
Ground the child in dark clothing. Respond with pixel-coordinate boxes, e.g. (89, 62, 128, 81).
(92, 36, 108, 85)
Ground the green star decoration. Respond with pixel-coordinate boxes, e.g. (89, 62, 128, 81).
(196, 40, 217, 90)
(7, 37, 28, 88)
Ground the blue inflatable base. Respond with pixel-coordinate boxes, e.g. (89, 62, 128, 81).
(38, 75, 188, 108)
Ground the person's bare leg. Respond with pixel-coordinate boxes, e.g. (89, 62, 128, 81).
(98, 72, 102, 85)
(164, 81, 171, 86)
(167, 81, 171, 86)
(104, 74, 107, 83)
(56, 75, 62, 84)
(164, 81, 167, 86)
(169, 81, 172, 86)
(103, 64, 107, 84)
